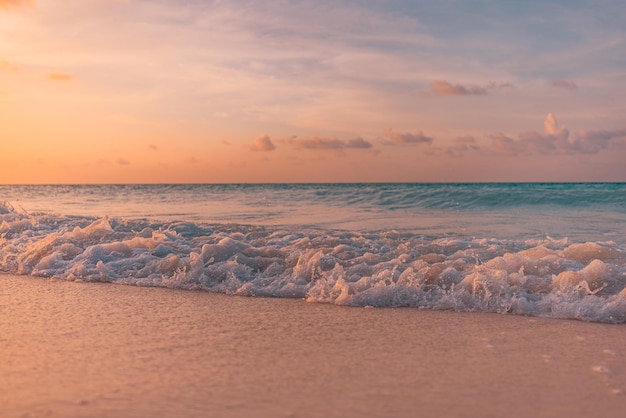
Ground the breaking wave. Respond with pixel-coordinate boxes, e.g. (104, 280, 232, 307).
(1, 201, 625, 324)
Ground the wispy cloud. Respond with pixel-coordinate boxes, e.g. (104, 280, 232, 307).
(383, 129, 434, 146)
(551, 80, 577, 90)
(249, 135, 276, 152)
(427, 80, 513, 96)
(429, 80, 487, 96)
(148, 144, 159, 151)
(116, 158, 131, 165)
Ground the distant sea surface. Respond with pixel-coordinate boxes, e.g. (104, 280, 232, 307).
(2, 183, 625, 323)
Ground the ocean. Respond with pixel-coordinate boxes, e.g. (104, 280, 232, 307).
(1, 183, 625, 323)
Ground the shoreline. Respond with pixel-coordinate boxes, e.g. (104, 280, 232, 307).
(1, 274, 625, 417)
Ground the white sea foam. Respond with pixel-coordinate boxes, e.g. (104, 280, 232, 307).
(1, 204, 625, 323)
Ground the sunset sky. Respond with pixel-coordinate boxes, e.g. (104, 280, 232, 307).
(1, 0, 625, 183)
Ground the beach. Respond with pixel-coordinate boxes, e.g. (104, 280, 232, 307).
(1, 274, 624, 418)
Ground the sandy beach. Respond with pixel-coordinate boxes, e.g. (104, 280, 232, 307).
(1, 274, 625, 418)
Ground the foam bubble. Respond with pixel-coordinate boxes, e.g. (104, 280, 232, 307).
(562, 243, 623, 264)
(1, 210, 625, 323)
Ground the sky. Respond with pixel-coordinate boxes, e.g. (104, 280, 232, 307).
(1, 0, 625, 183)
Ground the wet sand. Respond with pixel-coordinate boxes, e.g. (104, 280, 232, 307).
(1, 274, 625, 418)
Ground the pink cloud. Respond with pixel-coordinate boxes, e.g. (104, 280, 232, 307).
(487, 81, 514, 90)
(249, 135, 275, 152)
(257, 114, 623, 160)
(574, 129, 626, 153)
(384, 128, 433, 146)
(487, 114, 626, 156)
(445, 136, 480, 157)
(286, 136, 372, 150)
(426, 80, 513, 96)
(430, 80, 487, 96)
(543, 113, 570, 143)
(552, 80, 577, 90)
(345, 137, 373, 149)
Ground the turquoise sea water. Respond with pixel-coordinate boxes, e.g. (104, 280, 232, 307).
(1, 183, 625, 322)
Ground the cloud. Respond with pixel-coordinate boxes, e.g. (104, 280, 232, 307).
(345, 137, 373, 149)
(148, 144, 159, 151)
(543, 112, 569, 138)
(574, 129, 626, 153)
(445, 136, 480, 157)
(285, 136, 373, 151)
(287, 136, 342, 150)
(47, 73, 74, 82)
(552, 80, 577, 90)
(488, 132, 547, 156)
(116, 158, 131, 165)
(487, 113, 626, 156)
(426, 80, 513, 97)
(430, 80, 487, 96)
(383, 128, 434, 146)
(249, 135, 276, 152)
(488, 81, 514, 90)
(0, 0, 33, 9)
(577, 129, 626, 142)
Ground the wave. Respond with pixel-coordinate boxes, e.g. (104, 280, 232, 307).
(3, 183, 626, 214)
(326, 183, 626, 211)
(1, 201, 625, 323)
